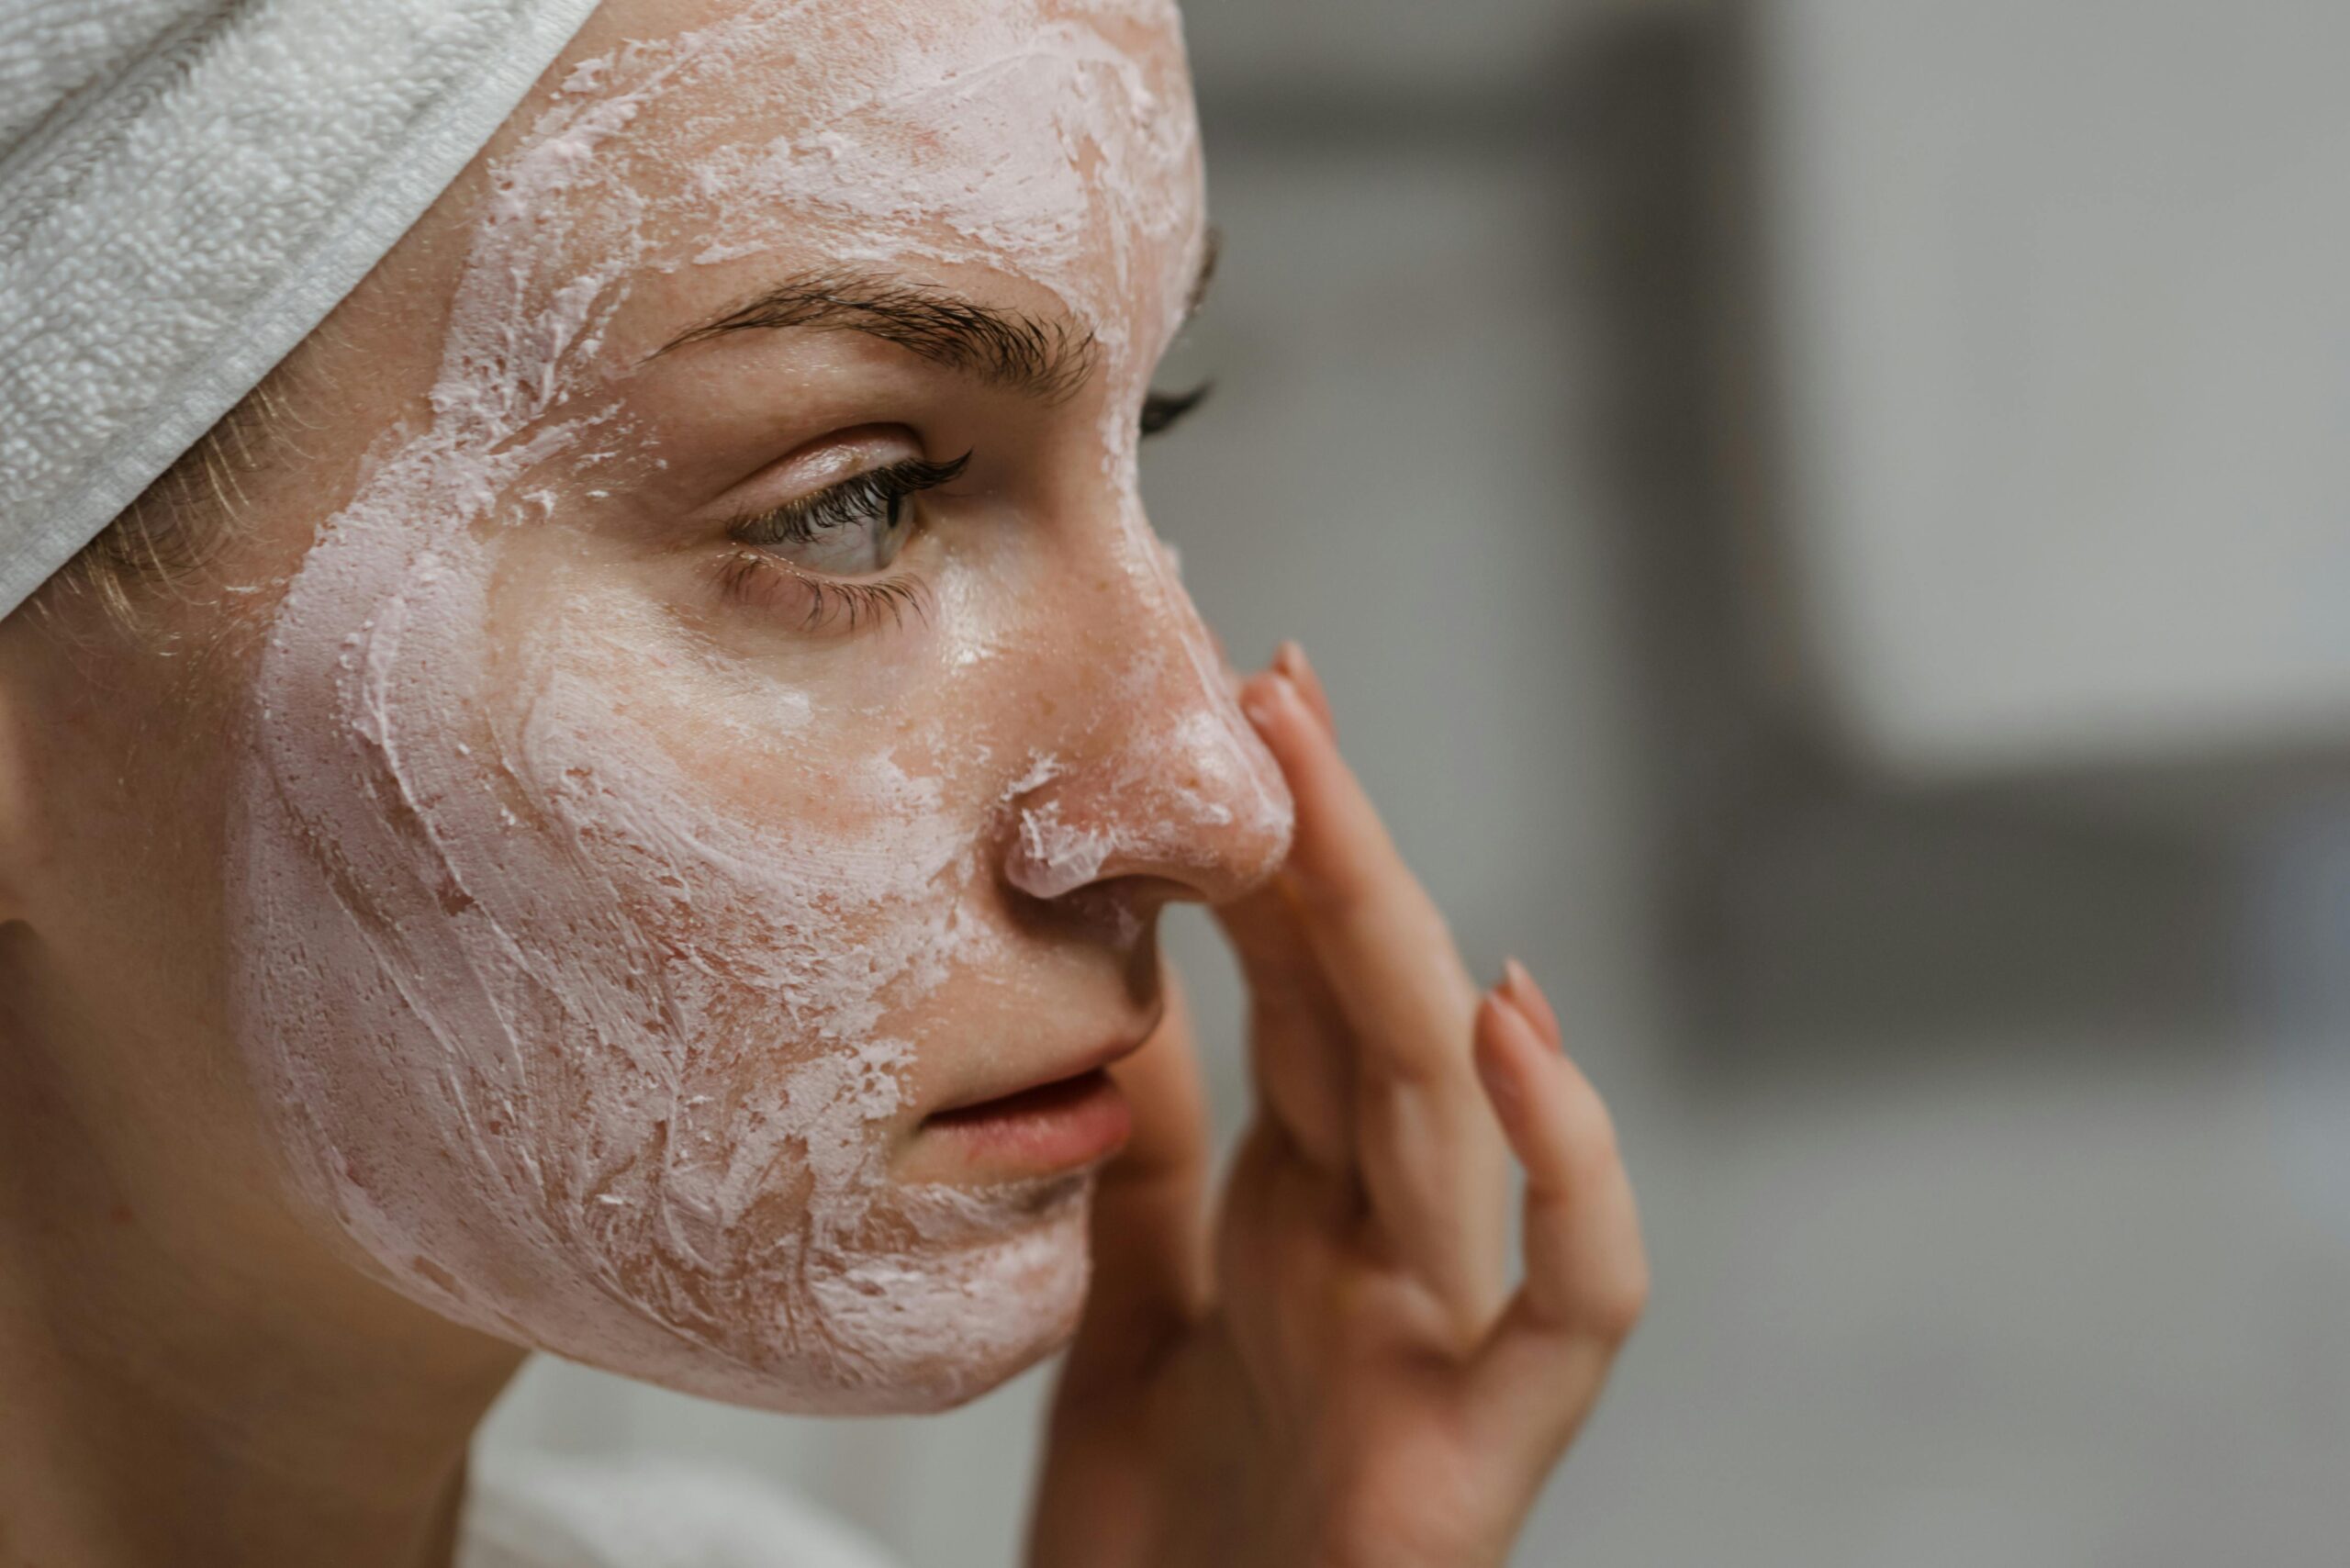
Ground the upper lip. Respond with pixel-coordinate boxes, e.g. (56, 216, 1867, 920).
(923, 1015, 1159, 1121)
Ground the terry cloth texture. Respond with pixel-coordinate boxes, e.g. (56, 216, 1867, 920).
(459, 1453, 904, 1568)
(0, 0, 605, 620)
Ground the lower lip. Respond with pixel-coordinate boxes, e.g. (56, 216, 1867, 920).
(922, 1068, 1133, 1173)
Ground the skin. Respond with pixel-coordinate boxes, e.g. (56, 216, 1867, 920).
(0, 2, 1647, 1565)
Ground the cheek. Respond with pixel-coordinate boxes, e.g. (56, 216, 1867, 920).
(205, 0, 1213, 1413)
(229, 510, 1084, 1413)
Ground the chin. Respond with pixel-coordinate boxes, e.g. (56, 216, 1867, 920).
(521, 1172, 1098, 1417)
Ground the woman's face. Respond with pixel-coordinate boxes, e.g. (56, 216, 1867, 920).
(43, 0, 1291, 1413)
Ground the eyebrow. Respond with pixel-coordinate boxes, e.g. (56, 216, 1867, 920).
(655, 236, 1222, 404)
(657, 268, 1100, 402)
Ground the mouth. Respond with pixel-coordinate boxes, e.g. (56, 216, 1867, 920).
(920, 1038, 1145, 1176)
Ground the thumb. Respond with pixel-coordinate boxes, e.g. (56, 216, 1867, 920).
(1058, 972, 1214, 1397)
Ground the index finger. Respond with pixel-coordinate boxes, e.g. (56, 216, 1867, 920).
(1237, 667, 1479, 1080)
(1238, 653, 1508, 1329)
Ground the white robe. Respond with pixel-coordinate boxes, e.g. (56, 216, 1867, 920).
(462, 1456, 904, 1568)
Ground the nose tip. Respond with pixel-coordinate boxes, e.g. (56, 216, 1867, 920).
(998, 496, 1296, 911)
(1003, 680, 1295, 908)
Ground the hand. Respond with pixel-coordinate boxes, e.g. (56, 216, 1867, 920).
(1028, 643, 1648, 1568)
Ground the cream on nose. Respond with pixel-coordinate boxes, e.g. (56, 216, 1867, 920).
(1002, 627, 1294, 907)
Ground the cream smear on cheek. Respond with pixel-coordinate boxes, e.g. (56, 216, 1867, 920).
(233, 0, 1284, 1415)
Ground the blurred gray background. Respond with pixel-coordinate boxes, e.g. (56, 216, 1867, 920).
(482, 2, 2350, 1562)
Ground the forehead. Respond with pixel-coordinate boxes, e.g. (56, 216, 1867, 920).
(518, 0, 1206, 343)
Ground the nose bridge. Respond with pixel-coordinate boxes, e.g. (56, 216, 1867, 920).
(1002, 527, 1294, 904)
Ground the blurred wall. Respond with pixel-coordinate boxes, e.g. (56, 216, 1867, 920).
(482, 5, 2350, 1564)
(1740, 0, 2350, 778)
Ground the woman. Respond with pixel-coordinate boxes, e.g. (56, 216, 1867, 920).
(0, 1, 1648, 1563)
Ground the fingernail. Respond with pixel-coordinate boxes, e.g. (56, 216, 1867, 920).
(1475, 1001, 1524, 1115)
(1272, 643, 1337, 737)
(1242, 672, 1291, 728)
(1501, 957, 1563, 1049)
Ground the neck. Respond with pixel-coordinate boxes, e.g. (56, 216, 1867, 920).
(0, 989, 526, 1568)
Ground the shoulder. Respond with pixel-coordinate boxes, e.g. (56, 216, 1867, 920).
(461, 1452, 903, 1568)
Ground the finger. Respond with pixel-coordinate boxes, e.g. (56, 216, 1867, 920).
(1064, 975, 1214, 1390)
(1238, 663, 1480, 1091)
(1213, 877, 1354, 1172)
(1035, 989, 1214, 1565)
(1214, 1115, 1360, 1405)
(1503, 956, 1562, 1048)
(1271, 638, 1338, 738)
(1464, 988, 1649, 1455)
(1239, 662, 1507, 1329)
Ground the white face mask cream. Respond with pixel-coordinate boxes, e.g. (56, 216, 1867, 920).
(229, 0, 1291, 1413)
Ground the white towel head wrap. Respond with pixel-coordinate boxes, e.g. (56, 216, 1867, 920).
(0, 0, 604, 620)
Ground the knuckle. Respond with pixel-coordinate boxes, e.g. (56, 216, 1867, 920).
(1360, 1040, 1456, 1093)
(1558, 1088, 1624, 1176)
(1572, 1120, 1624, 1185)
(1583, 1262, 1651, 1342)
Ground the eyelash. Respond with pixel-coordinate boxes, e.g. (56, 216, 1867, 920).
(719, 454, 966, 633)
(715, 554, 932, 633)
(1142, 383, 1212, 437)
(712, 386, 1213, 633)
(732, 454, 970, 550)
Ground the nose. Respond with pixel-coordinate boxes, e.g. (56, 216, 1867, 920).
(1000, 535, 1294, 909)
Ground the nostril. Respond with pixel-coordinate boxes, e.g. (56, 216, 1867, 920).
(998, 708, 1294, 907)
(1007, 796, 1113, 901)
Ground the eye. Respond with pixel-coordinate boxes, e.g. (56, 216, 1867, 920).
(1141, 383, 1212, 439)
(729, 454, 969, 576)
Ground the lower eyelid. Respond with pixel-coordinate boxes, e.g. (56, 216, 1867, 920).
(715, 548, 932, 635)
(715, 546, 818, 619)
(822, 577, 932, 633)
